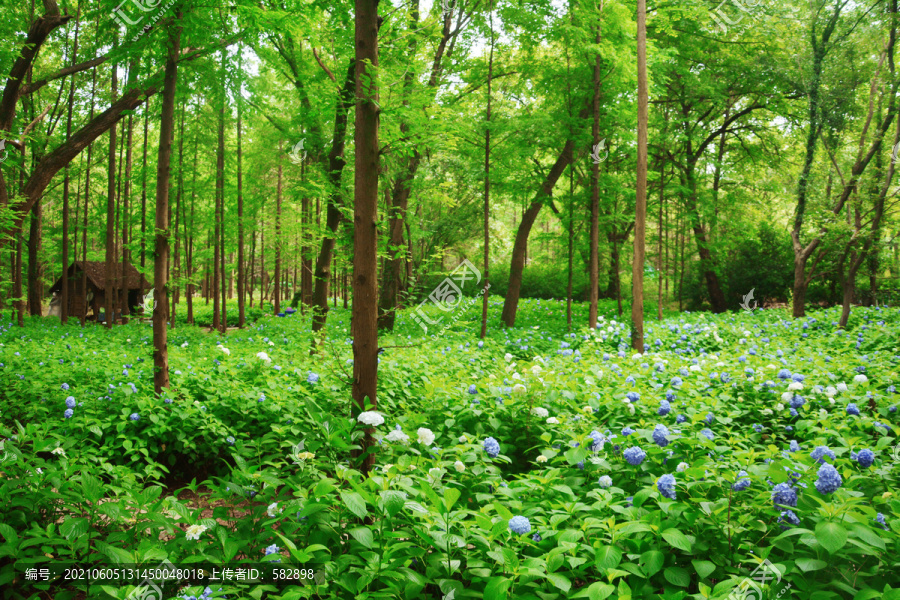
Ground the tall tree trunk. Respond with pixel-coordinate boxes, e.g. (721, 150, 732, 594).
(187, 130, 198, 325)
(500, 139, 575, 327)
(566, 164, 574, 329)
(481, 1, 493, 339)
(81, 68, 95, 325)
(60, 9, 80, 324)
(171, 104, 184, 328)
(213, 51, 225, 331)
(237, 45, 246, 328)
(274, 142, 283, 315)
(105, 54, 118, 329)
(27, 201, 42, 316)
(632, 0, 647, 352)
(352, 0, 380, 475)
(589, 6, 603, 329)
(121, 114, 133, 320)
(153, 12, 181, 394)
(657, 158, 664, 320)
(141, 100, 149, 269)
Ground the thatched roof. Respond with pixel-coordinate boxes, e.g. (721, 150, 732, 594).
(49, 261, 150, 294)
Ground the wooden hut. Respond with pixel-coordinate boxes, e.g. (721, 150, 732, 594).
(48, 261, 150, 319)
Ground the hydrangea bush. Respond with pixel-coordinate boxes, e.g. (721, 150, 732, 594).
(0, 299, 898, 599)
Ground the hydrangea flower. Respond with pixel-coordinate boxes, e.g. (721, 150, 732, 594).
(532, 407, 549, 418)
(417, 428, 435, 446)
(875, 513, 888, 531)
(624, 446, 646, 465)
(358, 411, 385, 427)
(652, 424, 670, 447)
(64, 408, 74, 419)
(732, 471, 750, 491)
(705, 413, 715, 424)
(467, 384, 477, 395)
(657, 474, 676, 499)
(790, 395, 805, 409)
(129, 413, 140, 421)
(508, 516, 531, 535)
(658, 400, 671, 416)
(65, 396, 76, 409)
(454, 460, 465, 472)
(753, 424, 763, 433)
(185, 524, 208, 540)
(625, 391, 640, 403)
(700, 428, 715, 441)
(847, 403, 860, 416)
(675, 414, 687, 424)
(307, 373, 319, 384)
(814, 463, 842, 494)
(598, 475, 612, 488)
(772, 483, 797, 508)
(778, 510, 801, 528)
(856, 448, 875, 468)
(810, 446, 835, 464)
(676, 461, 689, 472)
(483, 437, 500, 458)
(531, 532, 542, 542)
(226, 436, 235, 445)
(621, 426, 635, 436)
(61, 383, 69, 391)
(385, 428, 409, 443)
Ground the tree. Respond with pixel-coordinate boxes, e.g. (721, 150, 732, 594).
(632, 0, 647, 352)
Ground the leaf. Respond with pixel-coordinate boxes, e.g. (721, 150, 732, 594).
(546, 572, 571, 593)
(664, 566, 691, 587)
(81, 475, 102, 504)
(572, 582, 616, 600)
(692, 560, 716, 579)
(641, 550, 664, 577)
(96, 541, 133, 564)
(349, 527, 374, 549)
(340, 491, 367, 520)
(815, 521, 848, 554)
(661, 528, 692, 552)
(795, 557, 827, 572)
(850, 524, 886, 551)
(595, 545, 623, 570)
(484, 576, 510, 600)
(443, 487, 461, 512)
(60, 517, 90, 541)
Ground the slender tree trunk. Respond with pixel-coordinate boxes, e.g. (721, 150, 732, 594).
(589, 7, 603, 329)
(566, 164, 574, 329)
(213, 51, 225, 331)
(141, 100, 149, 270)
(274, 142, 283, 315)
(121, 114, 133, 320)
(171, 104, 184, 329)
(60, 10, 81, 323)
(27, 201, 42, 316)
(81, 69, 96, 325)
(237, 46, 246, 328)
(657, 158, 664, 320)
(153, 12, 181, 394)
(481, 1, 493, 339)
(186, 130, 198, 324)
(15, 230, 23, 326)
(352, 0, 380, 475)
(105, 53, 118, 328)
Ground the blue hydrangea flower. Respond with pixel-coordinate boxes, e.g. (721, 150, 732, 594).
(129, 413, 140, 421)
(700, 428, 714, 441)
(598, 475, 612, 488)
(772, 483, 797, 508)
(814, 463, 842, 494)
(810, 446, 835, 464)
(790, 395, 805, 409)
(705, 413, 714, 424)
(61, 383, 69, 391)
(626, 391, 640, 403)
(676, 414, 687, 424)
(624, 446, 646, 465)
(307, 373, 319, 384)
(621, 426, 634, 436)
(468, 384, 477, 395)
(777, 369, 792, 380)
(588, 430, 605, 452)
(856, 448, 875, 468)
(65, 396, 76, 409)
(665, 390, 676, 401)
(670, 376, 683, 388)
(657, 474, 676, 499)
(658, 401, 671, 416)
(226, 436, 235, 445)
(64, 408, 73, 419)
(847, 403, 860, 416)
(625, 375, 636, 386)
(890, 405, 897, 413)
(778, 509, 801, 529)
(753, 424, 763, 433)
(875, 513, 888, 530)
(728, 470, 750, 492)
(652, 424, 670, 447)
(483, 437, 500, 458)
(789, 440, 801, 452)
(508, 515, 531, 535)
(164, 397, 173, 404)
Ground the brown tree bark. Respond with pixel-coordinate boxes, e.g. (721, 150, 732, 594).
(121, 113, 133, 320)
(141, 101, 149, 270)
(274, 142, 283, 315)
(352, 0, 381, 475)
(213, 51, 226, 331)
(589, 6, 603, 330)
(105, 55, 118, 328)
(237, 45, 246, 328)
(632, 0, 648, 352)
(153, 12, 182, 394)
(60, 8, 81, 324)
(481, 1, 494, 340)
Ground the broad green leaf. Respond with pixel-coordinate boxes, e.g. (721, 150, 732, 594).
(795, 557, 827, 572)
(349, 526, 374, 549)
(664, 566, 691, 587)
(661, 528, 692, 552)
(815, 521, 848, 554)
(443, 487, 461, 512)
(692, 560, 716, 579)
(595, 545, 623, 570)
(546, 572, 571, 593)
(340, 491, 367, 520)
(641, 550, 664, 577)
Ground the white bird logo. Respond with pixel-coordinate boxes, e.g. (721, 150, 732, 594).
(141, 289, 155, 314)
(739, 288, 757, 312)
(289, 138, 307, 165)
(0, 139, 7, 163)
(892, 141, 899, 165)
(443, 590, 456, 600)
(591, 139, 608, 164)
(441, 0, 457, 15)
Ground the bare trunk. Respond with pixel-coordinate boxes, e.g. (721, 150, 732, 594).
(105, 56, 118, 328)
(274, 142, 283, 315)
(237, 47, 246, 327)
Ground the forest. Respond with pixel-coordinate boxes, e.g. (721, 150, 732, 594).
(0, 0, 899, 599)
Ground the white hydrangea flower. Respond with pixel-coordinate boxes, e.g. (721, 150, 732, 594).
(512, 372, 522, 381)
(836, 383, 848, 392)
(781, 392, 793, 402)
(788, 382, 803, 391)
(385, 429, 409, 443)
(220, 347, 231, 356)
(825, 386, 837, 397)
(536, 455, 548, 463)
(504, 353, 513, 362)
(428, 467, 443, 481)
(256, 351, 271, 363)
(583, 405, 594, 413)
(743, 330, 751, 337)
(761, 409, 773, 416)
(775, 403, 785, 411)
(853, 374, 868, 384)
(185, 524, 208, 540)
(819, 409, 828, 418)
(689, 365, 701, 372)
(417, 428, 435, 446)
(676, 462, 689, 472)
(532, 407, 549, 418)
(598, 475, 613, 488)
(267, 502, 282, 518)
(454, 461, 465, 472)
(531, 365, 542, 375)
(459, 435, 468, 443)
(51, 447, 66, 456)
(628, 404, 635, 415)
(546, 417, 559, 425)
(829, 398, 836, 405)
(357, 411, 385, 427)
(513, 384, 527, 395)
